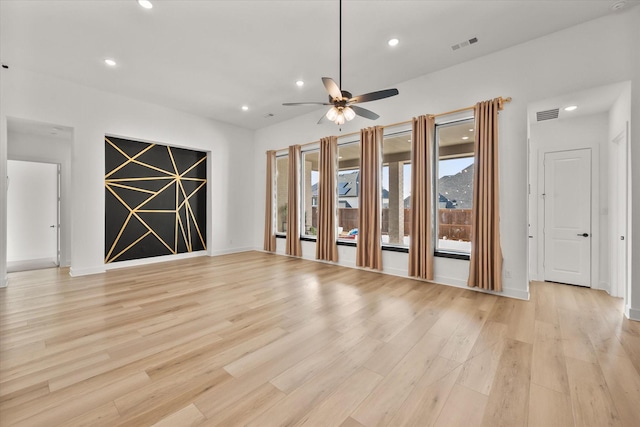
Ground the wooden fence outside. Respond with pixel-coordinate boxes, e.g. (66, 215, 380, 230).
(311, 207, 472, 241)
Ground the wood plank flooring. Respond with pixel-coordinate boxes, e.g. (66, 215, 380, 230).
(1, 251, 639, 426)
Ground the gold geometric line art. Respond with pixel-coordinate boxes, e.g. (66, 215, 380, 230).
(106, 177, 175, 182)
(104, 185, 135, 262)
(105, 137, 207, 263)
(131, 158, 175, 177)
(104, 184, 173, 263)
(133, 178, 178, 212)
(110, 230, 153, 264)
(107, 182, 157, 195)
(105, 137, 156, 179)
(131, 210, 175, 254)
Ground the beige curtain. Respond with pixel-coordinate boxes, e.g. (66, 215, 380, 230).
(409, 115, 435, 280)
(357, 126, 383, 269)
(286, 145, 302, 256)
(263, 150, 276, 252)
(468, 98, 503, 291)
(316, 136, 338, 262)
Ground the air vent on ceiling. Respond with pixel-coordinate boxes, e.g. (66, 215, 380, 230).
(451, 37, 478, 51)
(536, 108, 559, 122)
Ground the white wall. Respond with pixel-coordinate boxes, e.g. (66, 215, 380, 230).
(253, 10, 639, 303)
(529, 113, 609, 291)
(8, 131, 72, 267)
(628, 6, 640, 320)
(0, 116, 7, 286)
(0, 68, 255, 280)
(608, 85, 632, 300)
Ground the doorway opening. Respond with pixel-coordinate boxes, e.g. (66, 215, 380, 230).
(7, 160, 60, 272)
(5, 117, 73, 277)
(527, 82, 631, 308)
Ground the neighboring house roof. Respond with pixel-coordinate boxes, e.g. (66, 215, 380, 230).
(311, 165, 472, 209)
(312, 171, 360, 198)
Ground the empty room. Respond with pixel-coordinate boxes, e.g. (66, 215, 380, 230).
(1, 1, 639, 426)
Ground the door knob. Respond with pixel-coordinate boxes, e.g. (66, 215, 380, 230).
(577, 233, 589, 237)
(50, 225, 55, 228)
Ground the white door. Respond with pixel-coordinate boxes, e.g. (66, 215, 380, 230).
(7, 160, 59, 270)
(543, 149, 591, 286)
(611, 126, 629, 299)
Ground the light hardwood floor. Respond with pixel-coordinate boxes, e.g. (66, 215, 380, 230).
(1, 251, 639, 426)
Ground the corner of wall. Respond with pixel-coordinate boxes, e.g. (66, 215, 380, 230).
(69, 266, 106, 277)
(625, 304, 640, 321)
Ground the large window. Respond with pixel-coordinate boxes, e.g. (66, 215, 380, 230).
(275, 154, 288, 234)
(435, 118, 475, 254)
(381, 129, 411, 247)
(337, 141, 360, 241)
(301, 149, 319, 238)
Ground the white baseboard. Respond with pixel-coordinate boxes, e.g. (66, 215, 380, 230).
(69, 266, 107, 277)
(433, 274, 529, 300)
(380, 266, 408, 278)
(209, 247, 254, 257)
(105, 250, 207, 271)
(625, 305, 640, 321)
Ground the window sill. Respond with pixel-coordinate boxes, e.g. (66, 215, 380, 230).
(434, 250, 470, 261)
(275, 234, 286, 239)
(337, 240, 357, 247)
(300, 236, 317, 242)
(382, 245, 409, 253)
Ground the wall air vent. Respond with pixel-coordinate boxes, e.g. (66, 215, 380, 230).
(451, 37, 479, 51)
(536, 108, 559, 122)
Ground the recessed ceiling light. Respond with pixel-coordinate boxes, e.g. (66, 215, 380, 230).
(469, 128, 474, 132)
(104, 59, 117, 67)
(241, 105, 249, 111)
(138, 0, 153, 9)
(296, 80, 304, 87)
(462, 136, 469, 140)
(388, 38, 399, 47)
(564, 105, 578, 111)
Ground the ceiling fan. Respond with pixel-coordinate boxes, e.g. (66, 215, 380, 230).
(283, 0, 399, 125)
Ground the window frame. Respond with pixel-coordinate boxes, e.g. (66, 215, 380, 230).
(336, 138, 361, 243)
(434, 116, 475, 258)
(300, 145, 320, 240)
(274, 151, 289, 237)
(380, 126, 412, 250)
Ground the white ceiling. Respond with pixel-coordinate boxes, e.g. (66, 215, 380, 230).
(527, 81, 630, 124)
(1, 0, 637, 130)
(7, 116, 74, 141)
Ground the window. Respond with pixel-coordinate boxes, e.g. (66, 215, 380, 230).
(381, 129, 411, 247)
(435, 118, 475, 254)
(301, 149, 319, 238)
(275, 154, 288, 234)
(337, 141, 360, 241)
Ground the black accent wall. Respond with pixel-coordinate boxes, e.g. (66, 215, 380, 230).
(105, 136, 207, 263)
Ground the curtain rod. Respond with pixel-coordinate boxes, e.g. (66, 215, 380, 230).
(270, 96, 512, 152)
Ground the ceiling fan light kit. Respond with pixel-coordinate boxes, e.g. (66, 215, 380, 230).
(283, 0, 399, 125)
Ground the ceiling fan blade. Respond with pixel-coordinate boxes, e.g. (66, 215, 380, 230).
(283, 102, 332, 106)
(350, 105, 380, 120)
(317, 113, 329, 124)
(349, 88, 399, 104)
(322, 77, 343, 100)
